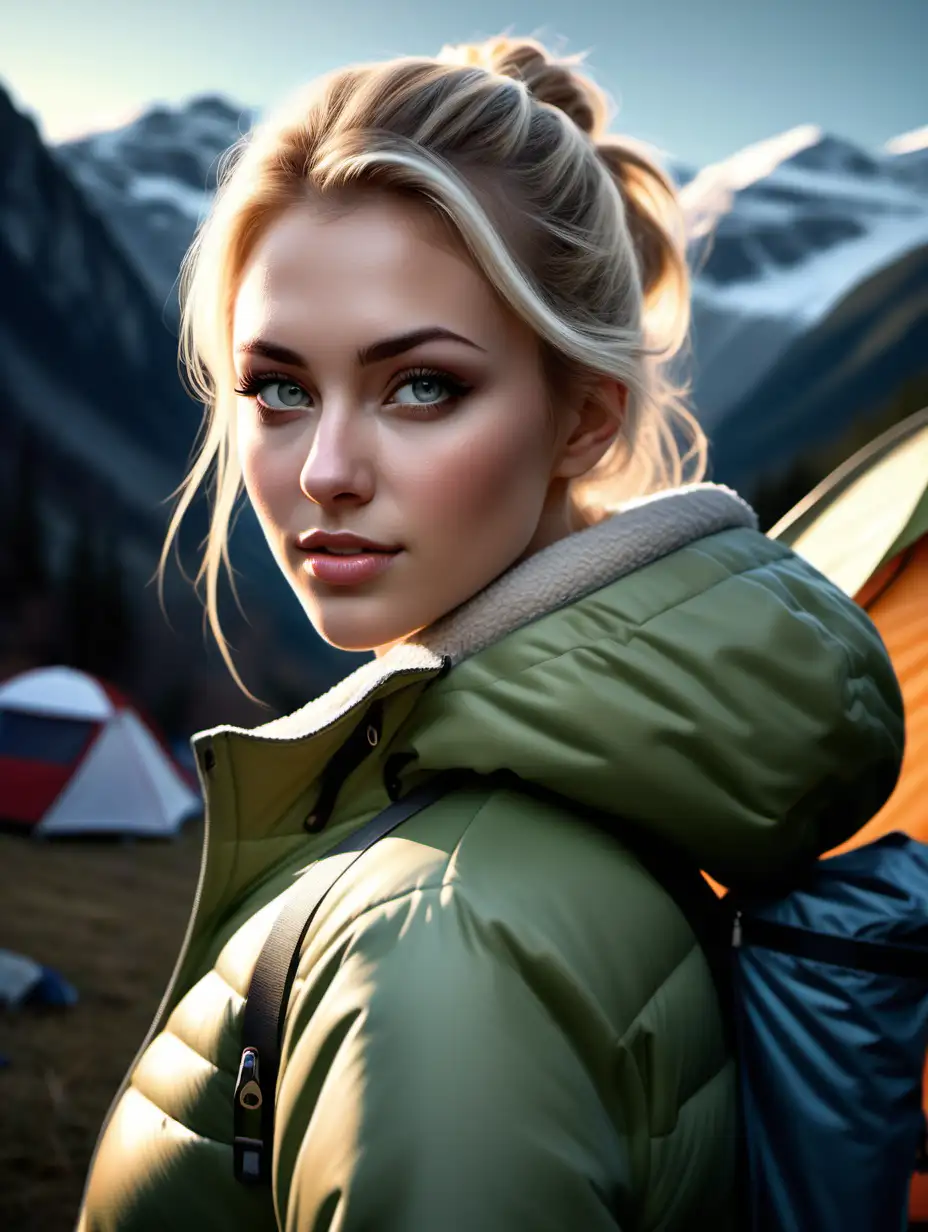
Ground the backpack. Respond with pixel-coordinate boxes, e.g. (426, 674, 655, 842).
(725, 830, 928, 1231)
(231, 769, 928, 1231)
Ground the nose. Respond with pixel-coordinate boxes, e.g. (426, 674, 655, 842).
(299, 405, 375, 508)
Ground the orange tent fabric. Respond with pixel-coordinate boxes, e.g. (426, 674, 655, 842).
(829, 535, 928, 855)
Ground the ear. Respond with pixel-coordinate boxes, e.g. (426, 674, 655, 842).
(552, 377, 627, 480)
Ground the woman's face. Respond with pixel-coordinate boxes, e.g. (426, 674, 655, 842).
(232, 192, 615, 655)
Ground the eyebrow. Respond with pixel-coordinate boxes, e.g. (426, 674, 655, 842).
(235, 327, 486, 369)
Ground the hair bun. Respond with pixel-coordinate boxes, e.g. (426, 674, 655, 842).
(438, 35, 610, 139)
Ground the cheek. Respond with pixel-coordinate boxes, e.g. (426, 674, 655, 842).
(238, 424, 297, 526)
(238, 438, 271, 514)
(405, 408, 552, 529)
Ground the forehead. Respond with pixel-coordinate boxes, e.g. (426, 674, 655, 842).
(232, 194, 496, 344)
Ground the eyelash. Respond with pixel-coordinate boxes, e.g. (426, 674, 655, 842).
(233, 365, 473, 421)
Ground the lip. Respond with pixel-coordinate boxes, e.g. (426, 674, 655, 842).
(300, 549, 402, 587)
(295, 530, 403, 588)
(296, 530, 400, 552)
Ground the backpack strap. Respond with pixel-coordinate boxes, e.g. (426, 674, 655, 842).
(608, 819, 736, 1032)
(232, 768, 478, 1185)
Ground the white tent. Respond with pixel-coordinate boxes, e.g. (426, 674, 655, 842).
(0, 666, 200, 837)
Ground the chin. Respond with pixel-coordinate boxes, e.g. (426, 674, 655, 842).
(314, 629, 383, 654)
(302, 605, 416, 655)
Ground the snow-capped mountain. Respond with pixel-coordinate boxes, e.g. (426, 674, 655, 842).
(0, 88, 198, 523)
(681, 125, 928, 435)
(885, 124, 928, 191)
(55, 95, 255, 316)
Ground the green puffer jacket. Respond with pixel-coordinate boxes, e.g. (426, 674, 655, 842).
(76, 485, 904, 1232)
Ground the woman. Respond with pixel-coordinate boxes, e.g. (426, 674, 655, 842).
(76, 35, 904, 1232)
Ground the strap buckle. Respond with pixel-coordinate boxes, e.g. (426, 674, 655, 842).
(233, 1136, 266, 1185)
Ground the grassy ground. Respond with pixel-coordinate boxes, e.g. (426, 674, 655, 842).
(0, 823, 203, 1232)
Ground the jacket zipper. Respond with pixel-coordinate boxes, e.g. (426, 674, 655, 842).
(74, 664, 445, 1216)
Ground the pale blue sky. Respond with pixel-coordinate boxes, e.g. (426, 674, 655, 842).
(2, 0, 925, 165)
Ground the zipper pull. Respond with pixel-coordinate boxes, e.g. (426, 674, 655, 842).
(235, 1047, 263, 1111)
(732, 910, 743, 948)
(233, 1047, 266, 1184)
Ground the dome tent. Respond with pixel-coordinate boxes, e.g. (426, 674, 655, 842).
(0, 666, 200, 838)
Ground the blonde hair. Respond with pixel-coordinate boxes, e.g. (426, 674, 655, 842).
(160, 34, 707, 693)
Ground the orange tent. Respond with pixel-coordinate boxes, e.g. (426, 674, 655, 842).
(769, 407, 928, 1220)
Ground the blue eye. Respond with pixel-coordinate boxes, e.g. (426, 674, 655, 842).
(233, 375, 310, 411)
(393, 375, 451, 406)
(389, 368, 471, 411)
(233, 365, 472, 421)
(262, 380, 310, 409)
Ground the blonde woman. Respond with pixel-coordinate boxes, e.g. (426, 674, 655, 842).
(77, 35, 903, 1232)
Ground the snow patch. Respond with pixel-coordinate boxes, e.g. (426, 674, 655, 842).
(127, 173, 211, 220)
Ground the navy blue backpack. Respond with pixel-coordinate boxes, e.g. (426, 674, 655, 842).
(721, 832, 928, 1232)
(603, 807, 928, 1232)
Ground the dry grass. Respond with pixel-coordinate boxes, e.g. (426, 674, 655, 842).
(0, 823, 203, 1232)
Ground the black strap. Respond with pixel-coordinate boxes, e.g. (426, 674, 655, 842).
(735, 912, 928, 980)
(233, 768, 475, 1184)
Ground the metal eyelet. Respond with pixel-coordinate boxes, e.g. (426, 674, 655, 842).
(238, 1081, 262, 1109)
(366, 724, 379, 747)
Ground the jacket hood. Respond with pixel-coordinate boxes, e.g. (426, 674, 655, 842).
(200, 483, 904, 887)
(395, 485, 905, 885)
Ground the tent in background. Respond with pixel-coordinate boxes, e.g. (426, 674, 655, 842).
(769, 407, 928, 851)
(0, 948, 78, 1008)
(769, 406, 928, 1223)
(0, 666, 200, 838)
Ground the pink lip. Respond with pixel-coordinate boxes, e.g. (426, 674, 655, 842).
(301, 550, 401, 587)
(297, 530, 399, 552)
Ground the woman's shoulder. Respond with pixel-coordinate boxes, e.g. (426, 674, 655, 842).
(331, 778, 714, 1033)
(348, 777, 689, 932)
(443, 781, 705, 969)
(275, 776, 735, 1232)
